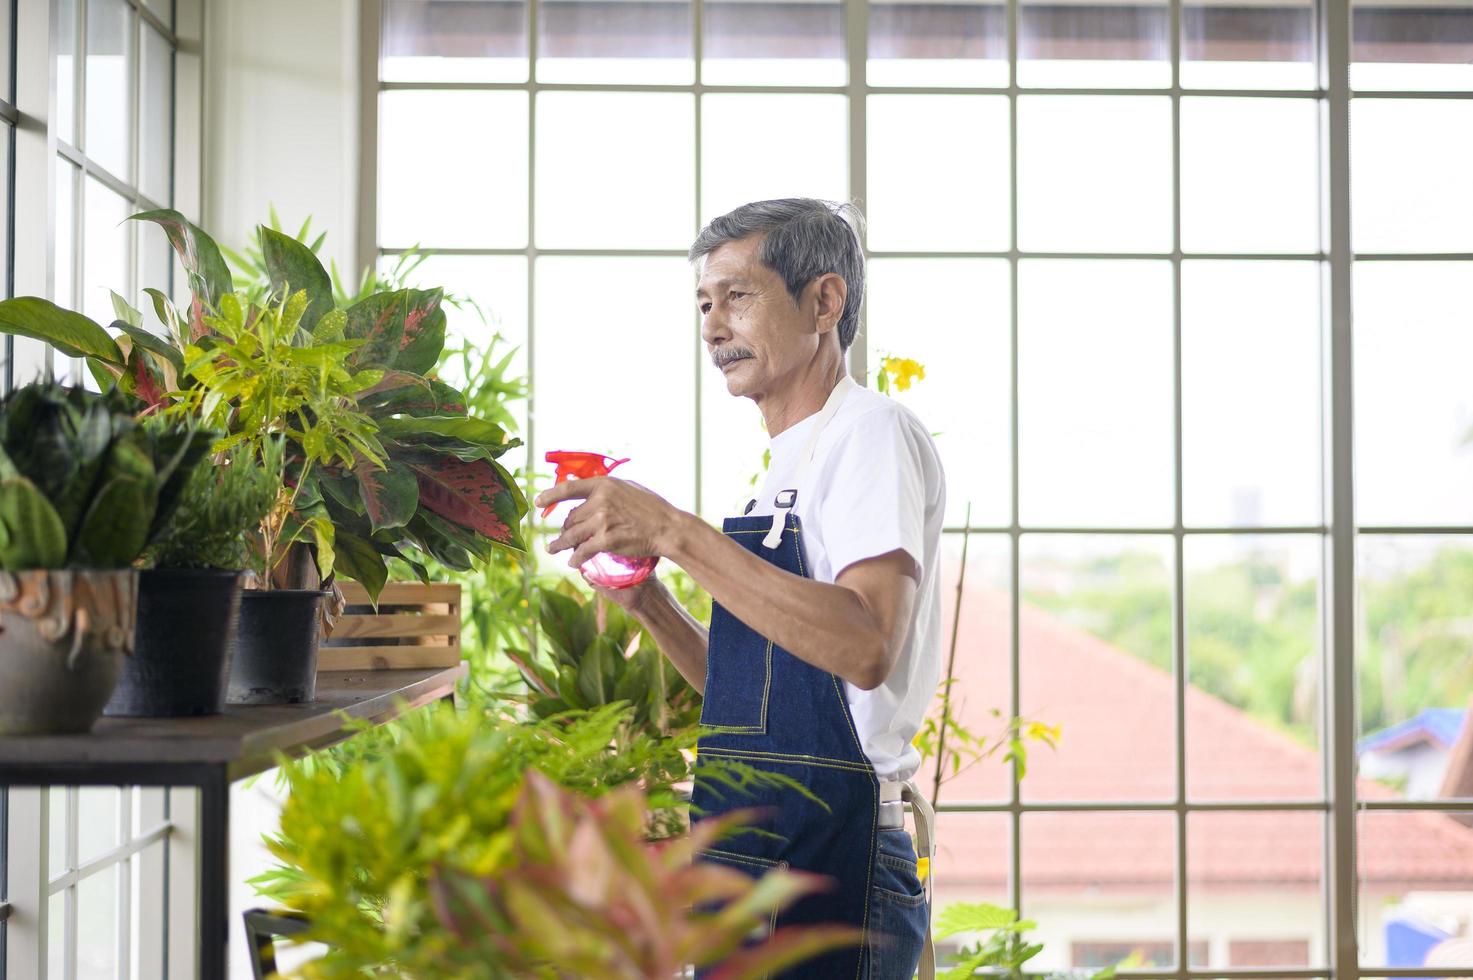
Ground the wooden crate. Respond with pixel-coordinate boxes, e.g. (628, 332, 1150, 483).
(318, 582, 462, 671)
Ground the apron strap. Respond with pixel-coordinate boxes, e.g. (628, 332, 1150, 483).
(901, 780, 937, 980)
(762, 374, 858, 549)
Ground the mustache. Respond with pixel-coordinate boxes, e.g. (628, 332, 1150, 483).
(711, 347, 755, 369)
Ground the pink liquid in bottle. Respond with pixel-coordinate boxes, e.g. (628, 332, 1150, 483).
(543, 451, 659, 590)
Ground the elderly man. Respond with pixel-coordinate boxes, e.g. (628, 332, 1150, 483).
(535, 198, 944, 979)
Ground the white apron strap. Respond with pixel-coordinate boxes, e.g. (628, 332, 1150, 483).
(762, 374, 857, 550)
(901, 780, 938, 980)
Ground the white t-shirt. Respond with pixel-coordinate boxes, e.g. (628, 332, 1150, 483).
(745, 380, 945, 781)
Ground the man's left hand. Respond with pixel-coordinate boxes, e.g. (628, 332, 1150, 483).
(535, 477, 682, 569)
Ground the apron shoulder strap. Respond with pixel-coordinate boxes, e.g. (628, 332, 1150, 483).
(762, 374, 857, 549)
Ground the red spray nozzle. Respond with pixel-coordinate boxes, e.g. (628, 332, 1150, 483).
(542, 451, 630, 517)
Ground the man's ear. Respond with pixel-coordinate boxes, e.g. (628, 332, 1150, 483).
(809, 273, 848, 337)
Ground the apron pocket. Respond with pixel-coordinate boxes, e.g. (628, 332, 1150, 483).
(698, 604, 774, 733)
(699, 849, 789, 963)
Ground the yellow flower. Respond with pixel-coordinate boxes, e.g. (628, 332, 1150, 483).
(916, 856, 930, 882)
(881, 356, 926, 393)
(1024, 720, 1062, 743)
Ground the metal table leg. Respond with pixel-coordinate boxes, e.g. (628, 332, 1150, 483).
(198, 766, 230, 980)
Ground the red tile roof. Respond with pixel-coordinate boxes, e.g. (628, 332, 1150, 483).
(927, 587, 1473, 893)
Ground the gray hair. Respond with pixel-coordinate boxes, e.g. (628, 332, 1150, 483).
(688, 198, 866, 351)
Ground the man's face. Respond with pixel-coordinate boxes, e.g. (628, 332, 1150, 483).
(696, 234, 817, 400)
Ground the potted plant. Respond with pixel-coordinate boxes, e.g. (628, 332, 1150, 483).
(0, 383, 209, 734)
(105, 444, 276, 716)
(176, 289, 388, 704)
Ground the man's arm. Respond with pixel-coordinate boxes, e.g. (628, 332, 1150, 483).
(624, 577, 712, 694)
(663, 513, 918, 691)
(536, 474, 920, 691)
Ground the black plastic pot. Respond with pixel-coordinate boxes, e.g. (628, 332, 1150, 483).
(226, 589, 327, 705)
(105, 568, 243, 718)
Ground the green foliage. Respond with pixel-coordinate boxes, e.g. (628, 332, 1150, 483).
(0, 383, 211, 570)
(0, 209, 531, 600)
(504, 581, 703, 736)
(254, 697, 828, 977)
(144, 447, 277, 571)
(424, 770, 858, 980)
(935, 902, 1118, 980)
(1359, 545, 1473, 737)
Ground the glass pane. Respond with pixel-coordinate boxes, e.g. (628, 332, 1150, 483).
(1357, 536, 1473, 800)
(930, 534, 1012, 802)
(867, 95, 1010, 252)
(57, 0, 78, 145)
(139, 24, 172, 205)
(1185, 535, 1322, 801)
(1352, 0, 1473, 91)
(1182, 261, 1320, 528)
(930, 813, 1010, 925)
(137, 220, 174, 335)
(535, 93, 692, 249)
(533, 258, 695, 520)
(85, 0, 132, 179)
(1351, 99, 1473, 253)
(700, 94, 847, 225)
(538, 0, 691, 84)
(1358, 810, 1473, 966)
(378, 90, 528, 249)
(401, 254, 529, 440)
(1022, 812, 1177, 966)
(83, 178, 130, 330)
(868, 258, 1011, 527)
(382, 0, 528, 83)
(1181, 97, 1318, 254)
(77, 787, 119, 863)
(1019, 0, 1170, 88)
(1353, 262, 1473, 526)
(1188, 812, 1324, 965)
(1182, 0, 1315, 89)
(868, 0, 1008, 87)
(76, 862, 118, 979)
(703, 0, 844, 86)
(1018, 260, 1173, 528)
(1020, 535, 1175, 802)
(1017, 96, 1172, 253)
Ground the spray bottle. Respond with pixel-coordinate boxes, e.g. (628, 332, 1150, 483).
(543, 451, 659, 590)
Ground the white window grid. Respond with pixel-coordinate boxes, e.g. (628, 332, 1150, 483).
(367, 0, 1473, 975)
(2, 0, 205, 977)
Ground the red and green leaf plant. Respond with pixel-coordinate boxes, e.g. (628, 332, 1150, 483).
(426, 770, 860, 980)
(0, 209, 528, 601)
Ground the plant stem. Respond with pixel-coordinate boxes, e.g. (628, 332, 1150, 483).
(932, 501, 972, 811)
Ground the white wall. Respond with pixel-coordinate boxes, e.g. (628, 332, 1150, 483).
(201, 4, 362, 975)
(203, 0, 362, 275)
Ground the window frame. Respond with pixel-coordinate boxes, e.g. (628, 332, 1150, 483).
(361, 1, 1472, 975)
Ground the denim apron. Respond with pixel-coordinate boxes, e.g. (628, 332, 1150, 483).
(691, 376, 881, 979)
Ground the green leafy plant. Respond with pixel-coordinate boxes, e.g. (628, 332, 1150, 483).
(0, 383, 210, 569)
(0, 209, 529, 601)
(425, 770, 859, 980)
(934, 903, 1119, 980)
(143, 445, 277, 571)
(253, 697, 825, 977)
(504, 581, 703, 736)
